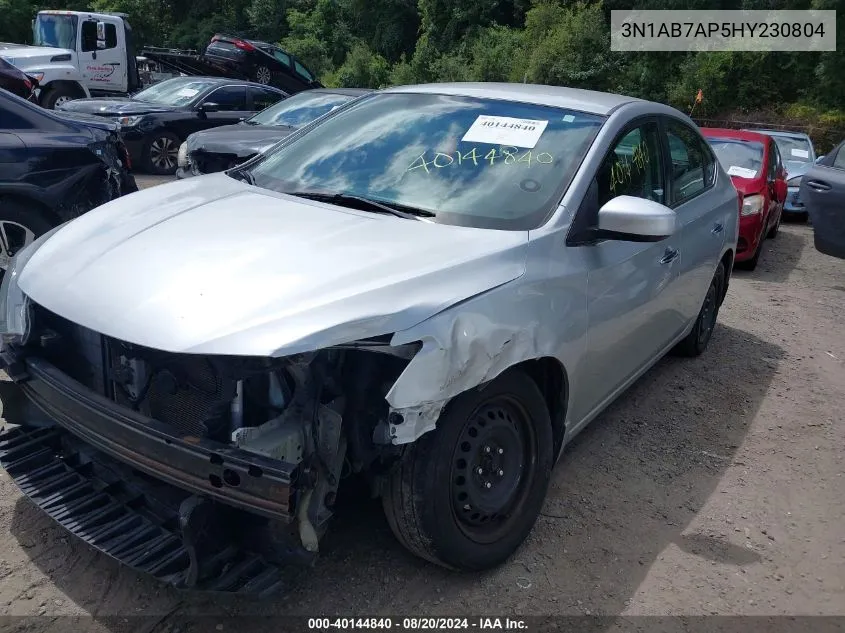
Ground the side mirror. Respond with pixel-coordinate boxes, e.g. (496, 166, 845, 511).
(199, 102, 220, 113)
(816, 155, 825, 164)
(596, 195, 676, 242)
(773, 179, 788, 203)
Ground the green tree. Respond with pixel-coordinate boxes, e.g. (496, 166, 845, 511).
(521, 2, 619, 90)
(331, 41, 390, 87)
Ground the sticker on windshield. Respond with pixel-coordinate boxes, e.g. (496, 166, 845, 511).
(562, 115, 575, 123)
(461, 115, 549, 149)
(176, 87, 200, 98)
(791, 148, 809, 158)
(727, 165, 758, 178)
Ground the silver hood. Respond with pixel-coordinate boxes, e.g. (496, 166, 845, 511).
(17, 174, 528, 357)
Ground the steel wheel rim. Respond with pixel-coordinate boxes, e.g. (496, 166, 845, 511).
(0, 220, 36, 272)
(256, 66, 271, 84)
(697, 285, 718, 346)
(53, 95, 71, 108)
(150, 136, 178, 171)
(450, 395, 537, 544)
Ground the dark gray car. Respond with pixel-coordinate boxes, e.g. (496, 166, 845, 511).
(799, 139, 845, 259)
(176, 87, 372, 178)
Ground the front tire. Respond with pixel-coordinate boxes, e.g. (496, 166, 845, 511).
(142, 131, 181, 175)
(738, 234, 763, 271)
(0, 200, 55, 284)
(673, 262, 724, 358)
(41, 84, 82, 109)
(767, 212, 781, 239)
(382, 368, 553, 570)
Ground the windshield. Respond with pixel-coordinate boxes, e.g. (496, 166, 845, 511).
(245, 92, 604, 230)
(771, 135, 813, 165)
(33, 14, 78, 50)
(707, 139, 764, 178)
(248, 92, 355, 127)
(131, 78, 217, 106)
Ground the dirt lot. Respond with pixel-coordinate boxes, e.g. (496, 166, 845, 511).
(1, 177, 843, 631)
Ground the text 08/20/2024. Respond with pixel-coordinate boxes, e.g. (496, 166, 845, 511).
(307, 617, 529, 630)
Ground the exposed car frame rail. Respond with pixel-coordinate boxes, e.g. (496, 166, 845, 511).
(2, 353, 297, 521)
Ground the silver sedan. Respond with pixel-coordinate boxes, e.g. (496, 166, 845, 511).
(0, 82, 738, 590)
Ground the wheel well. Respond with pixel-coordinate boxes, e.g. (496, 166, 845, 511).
(719, 249, 734, 306)
(0, 193, 60, 226)
(42, 80, 86, 98)
(515, 357, 568, 457)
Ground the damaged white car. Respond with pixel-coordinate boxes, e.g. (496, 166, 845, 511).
(0, 83, 739, 595)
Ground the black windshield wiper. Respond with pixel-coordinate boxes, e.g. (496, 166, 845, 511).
(231, 169, 255, 185)
(286, 191, 435, 221)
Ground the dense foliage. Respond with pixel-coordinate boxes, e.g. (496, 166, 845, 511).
(2, 0, 844, 123)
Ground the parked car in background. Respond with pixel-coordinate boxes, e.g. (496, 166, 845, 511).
(0, 83, 738, 595)
(177, 87, 371, 178)
(744, 129, 816, 221)
(204, 35, 321, 94)
(799, 137, 845, 259)
(0, 89, 136, 282)
(0, 57, 38, 102)
(702, 128, 787, 270)
(56, 76, 287, 175)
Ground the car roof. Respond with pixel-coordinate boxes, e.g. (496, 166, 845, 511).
(743, 128, 812, 141)
(154, 76, 286, 91)
(310, 88, 372, 97)
(700, 127, 770, 144)
(382, 82, 644, 115)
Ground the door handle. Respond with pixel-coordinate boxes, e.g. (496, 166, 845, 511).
(711, 222, 724, 235)
(806, 180, 831, 192)
(660, 247, 679, 265)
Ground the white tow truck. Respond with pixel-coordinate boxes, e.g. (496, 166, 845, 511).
(0, 10, 145, 108)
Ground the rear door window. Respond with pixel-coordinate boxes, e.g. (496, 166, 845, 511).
(294, 61, 314, 82)
(250, 87, 285, 110)
(833, 144, 845, 170)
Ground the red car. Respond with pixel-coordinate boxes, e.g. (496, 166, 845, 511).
(701, 128, 788, 270)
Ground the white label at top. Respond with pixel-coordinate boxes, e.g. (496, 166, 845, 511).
(727, 165, 758, 178)
(461, 115, 549, 149)
(791, 148, 810, 158)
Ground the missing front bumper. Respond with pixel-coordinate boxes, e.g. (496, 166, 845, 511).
(3, 355, 296, 521)
(0, 354, 310, 595)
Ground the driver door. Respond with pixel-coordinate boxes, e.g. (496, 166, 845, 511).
(77, 17, 126, 93)
(572, 119, 683, 421)
(193, 85, 252, 132)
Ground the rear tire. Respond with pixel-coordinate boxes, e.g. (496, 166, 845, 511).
(382, 368, 553, 571)
(253, 65, 272, 85)
(673, 262, 724, 358)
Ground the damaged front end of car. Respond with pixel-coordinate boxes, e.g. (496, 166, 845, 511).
(0, 283, 424, 595)
(54, 133, 137, 222)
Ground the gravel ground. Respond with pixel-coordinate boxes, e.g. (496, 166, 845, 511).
(0, 179, 843, 631)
